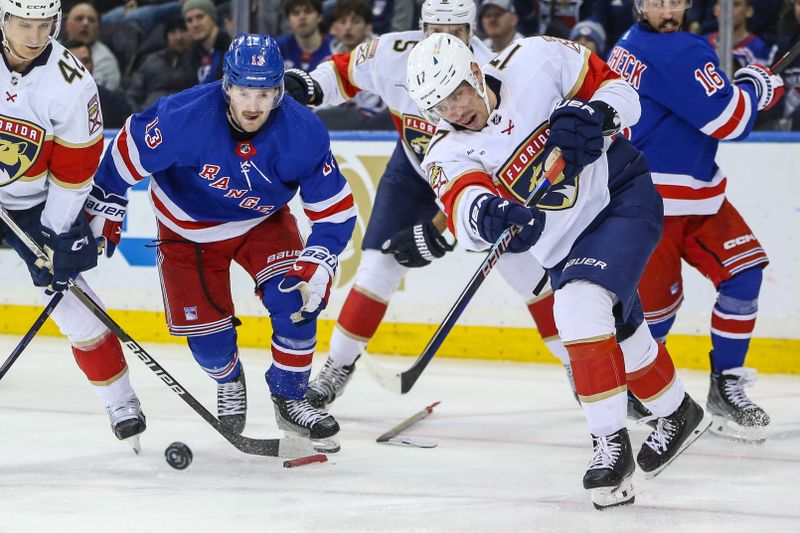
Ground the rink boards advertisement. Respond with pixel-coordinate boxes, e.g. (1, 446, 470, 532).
(1, 132, 798, 373)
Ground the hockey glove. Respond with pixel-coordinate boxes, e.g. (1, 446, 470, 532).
(733, 64, 784, 111)
(546, 99, 612, 180)
(279, 246, 338, 324)
(380, 219, 455, 268)
(40, 216, 98, 292)
(284, 68, 323, 107)
(470, 193, 544, 253)
(84, 184, 127, 257)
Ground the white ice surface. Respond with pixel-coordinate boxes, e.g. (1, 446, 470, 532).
(1, 335, 798, 533)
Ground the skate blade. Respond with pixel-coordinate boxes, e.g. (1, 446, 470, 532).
(281, 430, 340, 454)
(125, 435, 141, 455)
(590, 479, 635, 511)
(644, 412, 712, 480)
(709, 414, 767, 444)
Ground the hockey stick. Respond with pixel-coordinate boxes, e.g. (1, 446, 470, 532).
(376, 401, 439, 447)
(0, 207, 314, 459)
(363, 152, 566, 394)
(771, 38, 800, 74)
(0, 291, 64, 381)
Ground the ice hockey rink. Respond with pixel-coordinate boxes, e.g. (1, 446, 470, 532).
(0, 336, 798, 533)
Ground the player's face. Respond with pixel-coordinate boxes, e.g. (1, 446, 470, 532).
(431, 79, 489, 131)
(424, 23, 471, 45)
(638, 0, 689, 33)
(2, 15, 55, 62)
(227, 85, 282, 132)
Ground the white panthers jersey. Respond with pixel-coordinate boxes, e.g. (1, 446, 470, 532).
(311, 30, 493, 178)
(422, 37, 641, 268)
(0, 41, 104, 233)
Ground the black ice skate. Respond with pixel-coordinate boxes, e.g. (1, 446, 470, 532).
(305, 355, 359, 409)
(583, 428, 635, 511)
(626, 391, 656, 428)
(707, 367, 770, 444)
(637, 394, 711, 478)
(272, 395, 341, 453)
(217, 368, 247, 435)
(106, 393, 146, 454)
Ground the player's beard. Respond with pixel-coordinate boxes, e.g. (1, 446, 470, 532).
(637, 12, 686, 34)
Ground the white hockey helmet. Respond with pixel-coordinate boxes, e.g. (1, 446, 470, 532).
(407, 33, 490, 122)
(420, 0, 477, 39)
(0, 0, 62, 53)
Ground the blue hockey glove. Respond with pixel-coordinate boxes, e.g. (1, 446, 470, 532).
(381, 218, 455, 268)
(278, 246, 338, 324)
(470, 193, 544, 253)
(40, 216, 98, 292)
(733, 64, 784, 111)
(546, 99, 614, 179)
(85, 184, 127, 257)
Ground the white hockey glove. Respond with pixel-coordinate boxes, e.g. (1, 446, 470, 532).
(278, 246, 338, 324)
(733, 64, 785, 111)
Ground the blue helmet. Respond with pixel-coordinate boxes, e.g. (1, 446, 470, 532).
(223, 33, 285, 106)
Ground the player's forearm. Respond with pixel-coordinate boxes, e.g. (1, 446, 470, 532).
(591, 79, 641, 130)
(305, 218, 357, 257)
(311, 61, 350, 107)
(41, 181, 92, 233)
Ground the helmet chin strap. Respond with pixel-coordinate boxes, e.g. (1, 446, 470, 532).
(2, 36, 49, 64)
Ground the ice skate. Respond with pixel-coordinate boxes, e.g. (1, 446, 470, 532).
(305, 355, 359, 409)
(218, 368, 247, 435)
(583, 428, 636, 511)
(272, 395, 341, 453)
(707, 367, 770, 443)
(106, 393, 146, 454)
(637, 394, 711, 478)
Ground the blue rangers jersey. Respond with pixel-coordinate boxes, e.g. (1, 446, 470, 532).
(94, 82, 357, 252)
(609, 23, 760, 215)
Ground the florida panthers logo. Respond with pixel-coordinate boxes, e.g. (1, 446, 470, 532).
(496, 121, 579, 210)
(0, 115, 45, 187)
(401, 114, 436, 163)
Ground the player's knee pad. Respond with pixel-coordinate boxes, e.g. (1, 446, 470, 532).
(717, 267, 762, 314)
(553, 281, 615, 342)
(187, 329, 240, 382)
(48, 276, 109, 344)
(619, 320, 659, 373)
(496, 250, 549, 302)
(353, 249, 408, 301)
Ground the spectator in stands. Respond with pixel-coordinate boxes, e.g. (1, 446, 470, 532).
(775, 0, 800, 129)
(64, 2, 121, 90)
(101, 0, 183, 35)
(316, 0, 392, 130)
(125, 17, 195, 109)
(330, 0, 374, 53)
(64, 39, 134, 128)
(480, 0, 522, 52)
(589, 0, 634, 51)
(183, 0, 231, 84)
(689, 0, 783, 43)
(705, 0, 771, 67)
(277, 0, 333, 71)
(569, 19, 606, 55)
(538, 0, 593, 38)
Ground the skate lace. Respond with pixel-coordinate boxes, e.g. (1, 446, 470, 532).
(309, 360, 351, 398)
(587, 434, 622, 470)
(218, 380, 246, 416)
(723, 372, 759, 411)
(106, 395, 142, 425)
(286, 399, 328, 427)
(643, 417, 678, 455)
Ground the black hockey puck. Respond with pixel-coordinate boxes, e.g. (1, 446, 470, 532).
(165, 441, 193, 470)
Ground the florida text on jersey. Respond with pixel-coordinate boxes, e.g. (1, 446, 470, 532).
(423, 36, 641, 268)
(0, 40, 104, 233)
